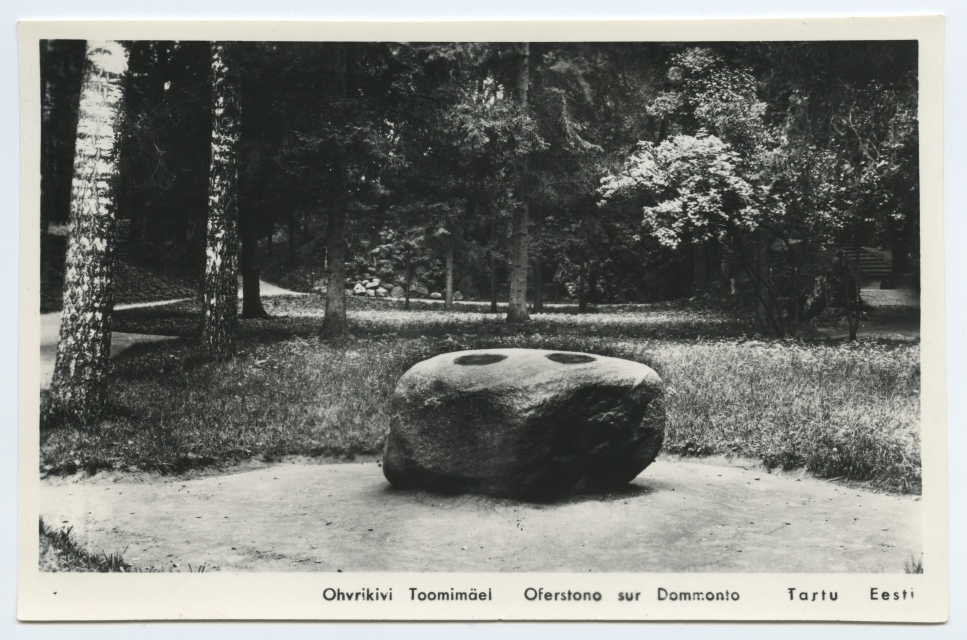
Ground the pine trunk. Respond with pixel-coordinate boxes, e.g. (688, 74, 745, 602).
(533, 253, 544, 313)
(755, 229, 770, 324)
(320, 206, 350, 339)
(506, 42, 531, 324)
(578, 261, 588, 313)
(404, 253, 412, 311)
(445, 244, 454, 311)
(490, 254, 498, 313)
(693, 240, 709, 295)
(240, 222, 268, 318)
(201, 42, 241, 360)
(588, 262, 599, 305)
(50, 41, 128, 417)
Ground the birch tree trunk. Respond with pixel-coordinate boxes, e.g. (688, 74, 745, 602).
(506, 42, 530, 323)
(49, 41, 128, 417)
(201, 42, 241, 360)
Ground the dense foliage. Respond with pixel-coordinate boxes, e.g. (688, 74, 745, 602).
(40, 40, 919, 337)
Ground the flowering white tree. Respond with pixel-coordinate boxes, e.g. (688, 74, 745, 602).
(600, 129, 792, 335)
(600, 133, 771, 248)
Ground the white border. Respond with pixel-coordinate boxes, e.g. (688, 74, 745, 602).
(4, 0, 963, 637)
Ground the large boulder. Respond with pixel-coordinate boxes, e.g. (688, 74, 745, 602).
(429, 292, 443, 300)
(352, 283, 367, 296)
(452, 291, 464, 301)
(383, 348, 665, 499)
(390, 285, 406, 299)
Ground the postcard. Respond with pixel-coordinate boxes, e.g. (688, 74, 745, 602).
(18, 17, 946, 622)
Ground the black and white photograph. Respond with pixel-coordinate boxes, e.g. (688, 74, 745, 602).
(17, 18, 947, 622)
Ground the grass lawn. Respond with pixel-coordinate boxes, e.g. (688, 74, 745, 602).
(41, 295, 921, 493)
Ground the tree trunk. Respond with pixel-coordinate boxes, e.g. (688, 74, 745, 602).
(49, 41, 128, 417)
(288, 214, 297, 264)
(404, 253, 412, 311)
(788, 241, 799, 326)
(533, 252, 544, 313)
(506, 42, 531, 324)
(240, 221, 268, 318)
(201, 42, 242, 361)
(507, 206, 530, 322)
(887, 215, 912, 279)
(444, 244, 454, 311)
(755, 229, 770, 325)
(578, 261, 588, 313)
(840, 246, 862, 341)
(693, 239, 709, 296)
(588, 262, 599, 305)
(320, 205, 350, 339)
(490, 254, 498, 313)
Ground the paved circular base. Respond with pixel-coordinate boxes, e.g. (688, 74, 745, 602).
(40, 457, 920, 573)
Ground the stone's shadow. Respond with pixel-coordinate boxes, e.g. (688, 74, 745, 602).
(377, 477, 667, 508)
(547, 480, 662, 506)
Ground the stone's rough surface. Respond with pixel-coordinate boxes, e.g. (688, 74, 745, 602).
(375, 287, 389, 298)
(390, 286, 405, 298)
(453, 291, 464, 301)
(429, 292, 443, 300)
(353, 283, 366, 296)
(383, 348, 665, 499)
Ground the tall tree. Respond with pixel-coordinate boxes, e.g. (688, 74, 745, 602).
(319, 44, 351, 339)
(507, 43, 531, 323)
(201, 42, 242, 359)
(49, 41, 129, 417)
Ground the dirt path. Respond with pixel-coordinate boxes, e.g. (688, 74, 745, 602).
(40, 280, 307, 389)
(40, 457, 920, 573)
(40, 311, 179, 390)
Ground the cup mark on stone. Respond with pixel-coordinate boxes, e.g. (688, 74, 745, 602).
(546, 353, 596, 364)
(454, 353, 508, 366)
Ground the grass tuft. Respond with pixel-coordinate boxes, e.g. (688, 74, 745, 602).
(904, 555, 924, 574)
(39, 518, 132, 572)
